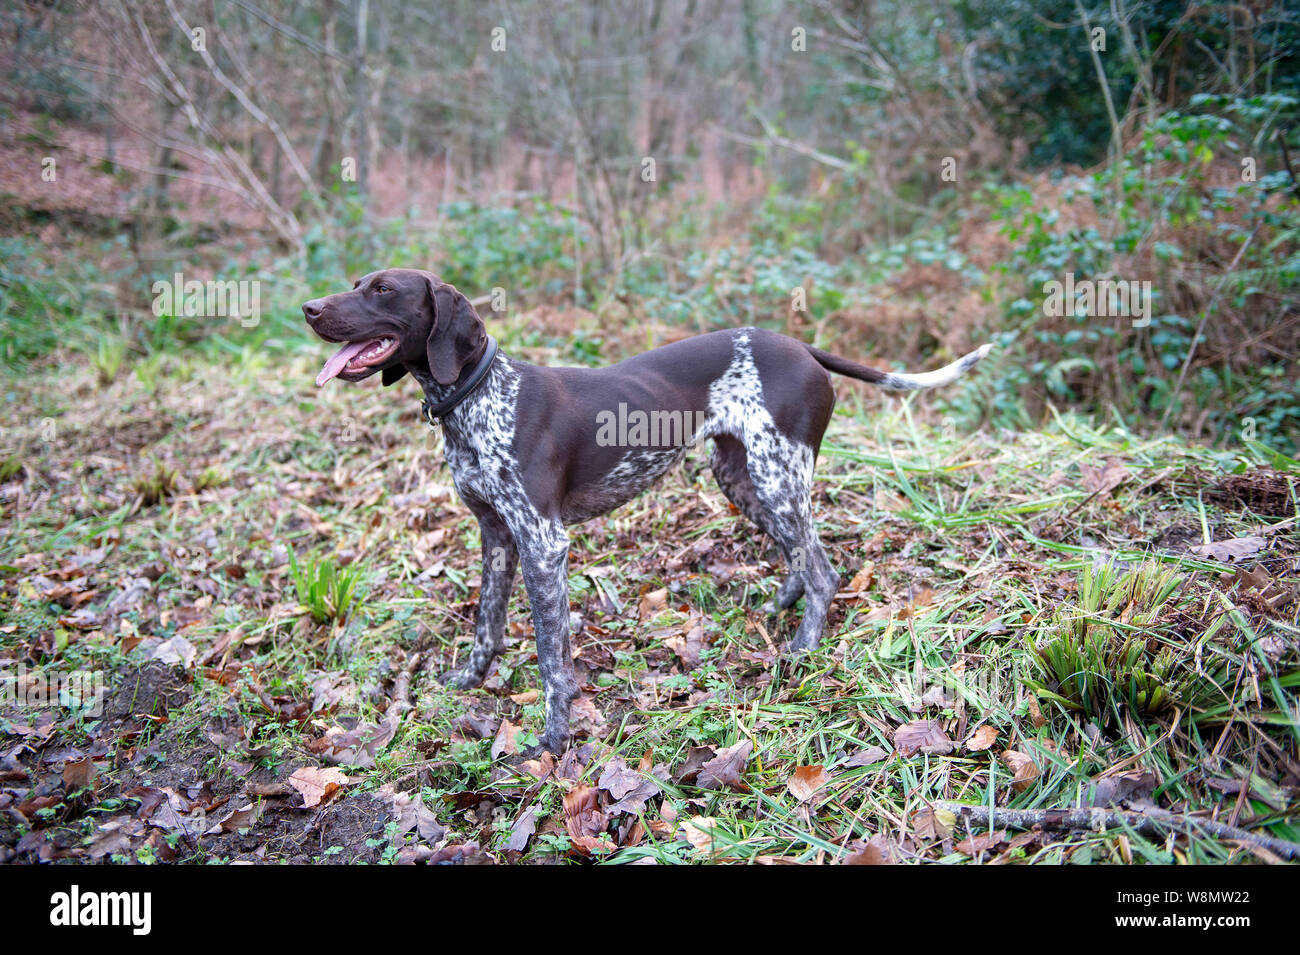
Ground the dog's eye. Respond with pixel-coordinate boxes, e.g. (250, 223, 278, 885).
(374, 284, 390, 294)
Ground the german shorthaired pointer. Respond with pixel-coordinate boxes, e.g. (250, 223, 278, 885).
(303, 268, 991, 754)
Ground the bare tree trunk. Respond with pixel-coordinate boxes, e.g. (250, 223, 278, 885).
(352, 0, 370, 214)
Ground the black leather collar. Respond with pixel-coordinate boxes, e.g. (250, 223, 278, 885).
(421, 336, 499, 426)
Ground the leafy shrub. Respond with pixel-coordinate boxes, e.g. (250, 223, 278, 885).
(977, 99, 1300, 449)
(301, 195, 585, 302)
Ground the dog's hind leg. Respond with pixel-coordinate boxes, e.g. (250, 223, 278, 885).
(709, 435, 805, 611)
(741, 436, 839, 654)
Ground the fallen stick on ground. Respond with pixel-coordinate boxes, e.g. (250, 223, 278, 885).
(391, 651, 421, 711)
(935, 801, 1300, 861)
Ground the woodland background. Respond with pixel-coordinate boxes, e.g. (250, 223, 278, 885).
(2, 0, 1297, 445)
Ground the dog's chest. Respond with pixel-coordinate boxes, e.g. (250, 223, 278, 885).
(434, 364, 521, 503)
(441, 434, 488, 498)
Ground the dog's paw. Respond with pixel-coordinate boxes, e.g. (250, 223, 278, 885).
(438, 667, 482, 690)
(518, 734, 569, 760)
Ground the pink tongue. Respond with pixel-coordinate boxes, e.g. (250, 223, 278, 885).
(316, 341, 371, 387)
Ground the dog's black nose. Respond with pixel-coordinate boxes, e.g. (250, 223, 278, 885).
(302, 299, 324, 324)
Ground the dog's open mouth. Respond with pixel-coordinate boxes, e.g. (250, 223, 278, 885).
(315, 337, 399, 386)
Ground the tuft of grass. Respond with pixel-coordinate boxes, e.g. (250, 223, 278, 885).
(131, 461, 178, 506)
(1029, 561, 1233, 722)
(93, 334, 128, 386)
(194, 466, 228, 492)
(288, 547, 366, 625)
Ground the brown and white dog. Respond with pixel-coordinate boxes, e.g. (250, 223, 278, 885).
(304, 268, 991, 753)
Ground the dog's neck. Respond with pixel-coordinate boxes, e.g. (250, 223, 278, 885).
(409, 344, 511, 433)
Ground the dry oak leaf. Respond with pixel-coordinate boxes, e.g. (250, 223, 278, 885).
(696, 740, 753, 791)
(965, 725, 999, 752)
(491, 719, 526, 760)
(151, 635, 197, 669)
(597, 757, 666, 815)
(843, 836, 896, 864)
(844, 746, 890, 768)
(62, 756, 98, 792)
(680, 816, 723, 854)
(87, 818, 139, 860)
(1026, 695, 1046, 729)
(673, 745, 718, 784)
(288, 767, 352, 808)
(911, 805, 957, 840)
(897, 588, 937, 620)
(1191, 536, 1266, 563)
(894, 720, 954, 756)
(563, 785, 606, 839)
(787, 764, 831, 803)
(205, 802, 263, 835)
(563, 784, 615, 856)
(1090, 771, 1156, 809)
(843, 843, 887, 865)
(504, 805, 539, 853)
(374, 784, 445, 844)
(1001, 750, 1040, 793)
(1079, 459, 1128, 498)
(569, 696, 603, 730)
(314, 708, 401, 768)
(638, 587, 669, 619)
(665, 616, 706, 669)
(955, 829, 1008, 856)
(846, 561, 876, 594)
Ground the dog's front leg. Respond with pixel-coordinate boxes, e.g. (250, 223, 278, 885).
(516, 521, 579, 754)
(441, 507, 517, 689)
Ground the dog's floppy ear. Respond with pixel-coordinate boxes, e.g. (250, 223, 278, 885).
(425, 276, 486, 386)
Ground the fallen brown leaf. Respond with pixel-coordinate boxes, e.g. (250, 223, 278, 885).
(638, 587, 668, 619)
(1079, 458, 1128, 498)
(786, 764, 830, 802)
(1191, 535, 1266, 563)
(847, 561, 876, 594)
(504, 805, 539, 852)
(965, 725, 999, 752)
(680, 815, 722, 854)
(844, 746, 890, 767)
(955, 829, 1007, 855)
(62, 756, 98, 792)
(490, 718, 525, 760)
(1001, 750, 1040, 793)
(696, 740, 752, 791)
(894, 719, 954, 756)
(288, 766, 351, 808)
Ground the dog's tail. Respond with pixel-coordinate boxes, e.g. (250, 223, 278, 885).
(803, 342, 994, 391)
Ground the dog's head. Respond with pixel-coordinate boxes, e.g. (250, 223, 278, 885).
(302, 268, 486, 388)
